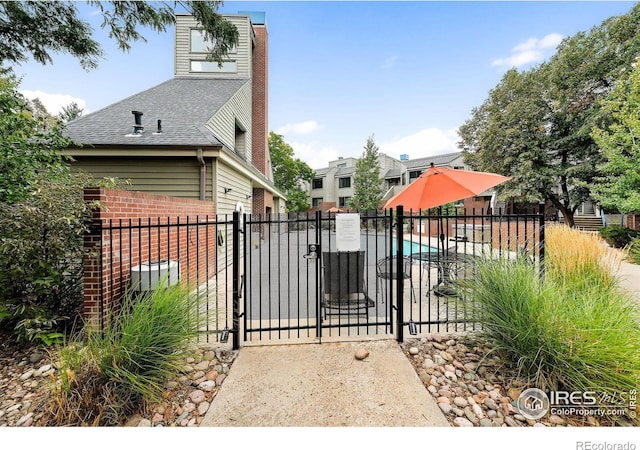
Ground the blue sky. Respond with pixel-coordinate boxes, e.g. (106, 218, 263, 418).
(13, 1, 638, 169)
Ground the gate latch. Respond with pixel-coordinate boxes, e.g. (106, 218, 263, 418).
(303, 243, 318, 260)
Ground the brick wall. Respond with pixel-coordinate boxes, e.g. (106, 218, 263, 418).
(251, 24, 269, 178)
(83, 188, 217, 328)
(627, 214, 640, 230)
(410, 216, 542, 253)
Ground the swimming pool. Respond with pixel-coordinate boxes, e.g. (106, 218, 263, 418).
(392, 239, 440, 257)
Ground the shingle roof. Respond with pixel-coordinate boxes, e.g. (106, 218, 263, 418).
(314, 168, 330, 176)
(335, 167, 355, 176)
(64, 77, 250, 147)
(384, 168, 402, 178)
(403, 152, 462, 169)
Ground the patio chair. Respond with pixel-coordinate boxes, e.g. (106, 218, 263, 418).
(322, 251, 374, 316)
(375, 255, 417, 304)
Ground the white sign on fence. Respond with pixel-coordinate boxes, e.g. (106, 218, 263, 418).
(335, 213, 361, 252)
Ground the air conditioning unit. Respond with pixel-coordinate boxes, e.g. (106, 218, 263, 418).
(131, 260, 180, 292)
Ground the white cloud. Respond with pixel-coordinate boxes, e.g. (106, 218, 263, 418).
(289, 141, 341, 170)
(378, 128, 461, 160)
(539, 33, 564, 49)
(492, 33, 564, 69)
(20, 90, 87, 116)
(276, 120, 320, 136)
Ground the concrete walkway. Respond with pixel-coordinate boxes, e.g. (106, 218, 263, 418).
(201, 339, 449, 427)
(201, 256, 640, 428)
(616, 260, 640, 301)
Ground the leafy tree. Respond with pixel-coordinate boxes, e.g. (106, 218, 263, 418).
(0, 68, 72, 204)
(459, 3, 640, 227)
(59, 101, 84, 123)
(268, 131, 315, 212)
(591, 62, 640, 214)
(349, 135, 384, 212)
(0, 1, 238, 70)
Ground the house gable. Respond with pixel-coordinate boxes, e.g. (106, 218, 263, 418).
(206, 80, 252, 160)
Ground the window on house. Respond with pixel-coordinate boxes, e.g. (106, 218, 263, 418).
(338, 177, 351, 188)
(409, 170, 423, 182)
(190, 60, 237, 73)
(337, 163, 347, 168)
(190, 29, 236, 53)
(312, 178, 323, 189)
(339, 197, 350, 208)
(312, 197, 323, 208)
(235, 122, 246, 156)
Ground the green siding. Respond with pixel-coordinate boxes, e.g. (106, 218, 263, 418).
(72, 157, 206, 200)
(207, 81, 252, 160)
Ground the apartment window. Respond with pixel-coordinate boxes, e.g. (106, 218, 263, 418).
(338, 177, 351, 188)
(337, 163, 347, 168)
(339, 196, 350, 208)
(312, 178, 323, 189)
(409, 170, 423, 182)
(312, 197, 323, 208)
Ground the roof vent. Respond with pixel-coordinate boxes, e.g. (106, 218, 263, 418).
(153, 119, 162, 135)
(130, 110, 144, 135)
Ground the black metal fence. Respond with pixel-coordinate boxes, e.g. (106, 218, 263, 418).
(88, 206, 544, 349)
(87, 215, 235, 345)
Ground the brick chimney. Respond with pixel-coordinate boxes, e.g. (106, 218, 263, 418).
(250, 16, 269, 178)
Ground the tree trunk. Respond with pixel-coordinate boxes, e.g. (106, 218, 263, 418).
(557, 204, 574, 227)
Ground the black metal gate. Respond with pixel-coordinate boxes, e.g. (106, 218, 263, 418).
(238, 206, 545, 347)
(241, 210, 393, 344)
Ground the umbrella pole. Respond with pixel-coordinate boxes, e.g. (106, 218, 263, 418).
(438, 206, 446, 252)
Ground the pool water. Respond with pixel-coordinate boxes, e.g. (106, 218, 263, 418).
(392, 240, 440, 256)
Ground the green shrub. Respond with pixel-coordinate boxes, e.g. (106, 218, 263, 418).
(626, 238, 640, 265)
(0, 173, 120, 344)
(459, 226, 640, 424)
(599, 225, 640, 248)
(0, 176, 92, 342)
(47, 279, 203, 426)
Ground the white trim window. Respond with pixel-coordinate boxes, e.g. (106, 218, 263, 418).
(190, 60, 237, 73)
(190, 29, 237, 54)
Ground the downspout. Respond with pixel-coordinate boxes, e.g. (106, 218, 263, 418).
(197, 148, 206, 201)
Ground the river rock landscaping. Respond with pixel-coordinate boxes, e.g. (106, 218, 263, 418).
(1, 330, 636, 427)
(0, 332, 237, 427)
(400, 332, 637, 427)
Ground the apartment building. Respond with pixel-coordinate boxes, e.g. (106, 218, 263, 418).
(309, 151, 467, 210)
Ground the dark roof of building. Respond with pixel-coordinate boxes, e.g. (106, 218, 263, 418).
(403, 152, 462, 169)
(64, 76, 250, 148)
(335, 167, 355, 176)
(313, 168, 330, 177)
(384, 168, 402, 179)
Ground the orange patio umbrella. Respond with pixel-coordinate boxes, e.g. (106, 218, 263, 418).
(384, 163, 511, 211)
